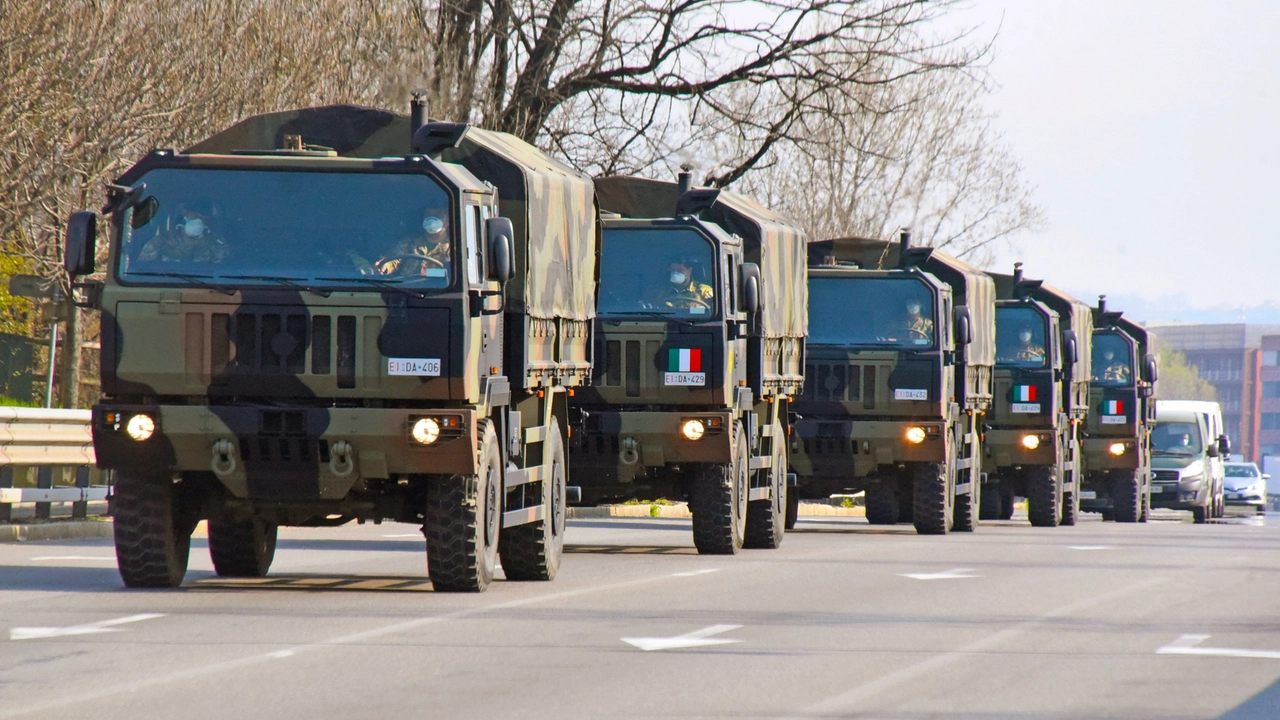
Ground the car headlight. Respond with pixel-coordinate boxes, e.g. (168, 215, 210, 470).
(681, 419, 706, 441)
(905, 426, 927, 444)
(125, 414, 155, 441)
(1021, 434, 1040, 450)
(1109, 442, 1126, 456)
(411, 417, 441, 445)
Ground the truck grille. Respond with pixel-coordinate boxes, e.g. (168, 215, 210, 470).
(191, 309, 362, 389)
(803, 363, 875, 406)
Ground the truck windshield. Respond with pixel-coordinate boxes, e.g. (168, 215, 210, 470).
(808, 277, 935, 347)
(1152, 420, 1204, 456)
(597, 227, 717, 318)
(996, 306, 1048, 368)
(117, 168, 454, 289)
(1091, 332, 1133, 386)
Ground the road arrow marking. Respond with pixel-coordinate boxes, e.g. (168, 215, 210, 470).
(1157, 634, 1280, 659)
(898, 568, 980, 580)
(622, 624, 743, 652)
(10, 613, 165, 641)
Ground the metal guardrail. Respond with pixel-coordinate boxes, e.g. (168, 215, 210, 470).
(0, 408, 104, 523)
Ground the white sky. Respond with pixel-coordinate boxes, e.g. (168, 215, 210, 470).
(952, 0, 1280, 311)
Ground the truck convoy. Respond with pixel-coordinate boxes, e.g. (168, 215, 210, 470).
(983, 264, 1093, 526)
(790, 234, 995, 534)
(569, 175, 807, 553)
(63, 102, 599, 591)
(1078, 298, 1157, 522)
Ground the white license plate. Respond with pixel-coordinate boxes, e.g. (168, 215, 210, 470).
(1079, 490, 1096, 499)
(387, 358, 441, 376)
(664, 372, 705, 386)
(1151, 485, 1165, 494)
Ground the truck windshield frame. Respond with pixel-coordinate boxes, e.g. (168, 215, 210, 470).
(995, 305, 1049, 368)
(597, 226, 719, 320)
(808, 276, 937, 349)
(114, 167, 456, 291)
(1091, 331, 1134, 387)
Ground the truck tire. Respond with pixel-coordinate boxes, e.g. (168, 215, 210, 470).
(784, 487, 799, 530)
(745, 428, 787, 549)
(691, 422, 748, 554)
(896, 498, 915, 524)
(979, 479, 1002, 520)
(999, 484, 1015, 520)
(1139, 485, 1150, 523)
(426, 421, 501, 591)
(1191, 504, 1207, 524)
(112, 474, 194, 589)
(865, 485, 898, 525)
(1061, 482, 1079, 526)
(953, 474, 978, 533)
(500, 418, 566, 580)
(1113, 471, 1141, 523)
(913, 463, 952, 535)
(1026, 466, 1061, 527)
(208, 515, 277, 578)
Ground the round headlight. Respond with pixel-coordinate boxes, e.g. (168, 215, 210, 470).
(1021, 434, 1040, 450)
(411, 417, 441, 445)
(126, 414, 155, 442)
(905, 426, 927, 444)
(681, 419, 706, 441)
(1109, 442, 1126, 456)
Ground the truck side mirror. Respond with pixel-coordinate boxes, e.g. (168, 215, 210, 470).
(485, 217, 514, 283)
(1207, 444, 1220, 458)
(64, 211, 97, 277)
(1219, 434, 1231, 456)
(740, 262, 761, 316)
(1062, 330, 1078, 365)
(953, 305, 972, 347)
(1145, 353, 1159, 383)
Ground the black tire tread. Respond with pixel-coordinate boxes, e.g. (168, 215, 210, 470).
(500, 419, 566, 581)
(691, 426, 746, 555)
(112, 478, 190, 589)
(865, 485, 898, 525)
(1113, 472, 1142, 523)
(1027, 466, 1061, 527)
(744, 432, 786, 549)
(979, 480, 1003, 520)
(913, 463, 950, 535)
(208, 516, 277, 578)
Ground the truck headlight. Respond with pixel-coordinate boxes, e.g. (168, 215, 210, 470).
(411, 417, 441, 445)
(1109, 442, 1126, 456)
(681, 419, 706, 441)
(126, 414, 155, 441)
(905, 426, 927, 444)
(1021, 434, 1040, 450)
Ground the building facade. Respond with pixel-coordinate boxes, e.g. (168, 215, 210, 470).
(1259, 334, 1280, 460)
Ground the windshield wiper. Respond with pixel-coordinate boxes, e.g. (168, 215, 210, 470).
(602, 311, 701, 326)
(1153, 449, 1195, 456)
(312, 276, 426, 299)
(221, 274, 332, 298)
(126, 271, 234, 295)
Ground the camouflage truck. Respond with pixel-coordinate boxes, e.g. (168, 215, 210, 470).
(568, 175, 807, 553)
(790, 234, 995, 534)
(1078, 297, 1158, 522)
(62, 103, 599, 591)
(982, 264, 1094, 526)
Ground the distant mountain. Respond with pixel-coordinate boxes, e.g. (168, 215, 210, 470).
(1060, 291, 1280, 326)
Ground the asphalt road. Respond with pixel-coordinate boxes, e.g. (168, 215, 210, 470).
(2, 509, 1279, 720)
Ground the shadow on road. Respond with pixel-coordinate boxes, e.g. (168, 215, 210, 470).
(1219, 676, 1280, 719)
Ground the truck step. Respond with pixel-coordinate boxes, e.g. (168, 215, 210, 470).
(502, 505, 546, 528)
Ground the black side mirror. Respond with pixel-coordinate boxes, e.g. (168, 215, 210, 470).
(953, 305, 973, 347)
(1062, 330, 1078, 365)
(1145, 353, 1159, 383)
(1219, 434, 1231, 456)
(740, 262, 761, 316)
(485, 217, 514, 283)
(1207, 444, 1220, 458)
(64, 211, 97, 277)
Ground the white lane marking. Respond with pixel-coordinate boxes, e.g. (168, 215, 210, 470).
(670, 568, 720, 577)
(29, 556, 116, 561)
(898, 568, 979, 580)
(268, 650, 295, 659)
(1157, 634, 1280, 659)
(622, 624, 743, 652)
(1068, 545, 1114, 551)
(10, 614, 165, 641)
(381, 533, 421, 538)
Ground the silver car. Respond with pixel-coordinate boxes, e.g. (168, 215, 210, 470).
(1224, 462, 1268, 514)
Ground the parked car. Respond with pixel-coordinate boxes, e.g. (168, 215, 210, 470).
(1224, 462, 1268, 514)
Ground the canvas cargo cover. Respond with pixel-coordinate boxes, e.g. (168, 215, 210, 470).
(594, 176, 808, 339)
(184, 105, 598, 322)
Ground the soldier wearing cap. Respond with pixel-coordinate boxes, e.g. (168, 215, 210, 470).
(137, 200, 228, 265)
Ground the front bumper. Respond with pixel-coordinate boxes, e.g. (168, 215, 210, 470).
(986, 428, 1056, 468)
(1082, 436, 1141, 470)
(573, 410, 735, 469)
(93, 404, 477, 499)
(791, 418, 947, 480)
(1149, 481, 1208, 510)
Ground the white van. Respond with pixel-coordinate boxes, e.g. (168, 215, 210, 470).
(1151, 400, 1228, 522)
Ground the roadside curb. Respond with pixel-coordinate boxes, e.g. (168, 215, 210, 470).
(567, 502, 864, 519)
(0, 519, 114, 543)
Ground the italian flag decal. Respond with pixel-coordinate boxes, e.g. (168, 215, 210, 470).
(1105, 400, 1124, 414)
(1015, 385, 1037, 402)
(669, 348, 702, 373)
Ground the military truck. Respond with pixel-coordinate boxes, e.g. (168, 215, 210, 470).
(1078, 297, 1157, 522)
(568, 175, 807, 553)
(982, 264, 1093, 526)
(62, 102, 599, 591)
(790, 234, 995, 534)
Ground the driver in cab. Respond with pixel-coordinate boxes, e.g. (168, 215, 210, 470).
(658, 257, 714, 313)
(1013, 327, 1045, 363)
(1094, 348, 1131, 383)
(894, 299, 934, 342)
(351, 210, 451, 277)
(137, 200, 229, 265)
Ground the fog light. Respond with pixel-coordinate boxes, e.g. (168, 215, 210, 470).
(905, 426, 927, 444)
(1021, 434, 1040, 450)
(681, 419, 706, 441)
(411, 417, 441, 445)
(125, 414, 155, 441)
(1109, 442, 1126, 456)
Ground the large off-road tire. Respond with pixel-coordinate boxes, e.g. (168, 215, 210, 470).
(426, 421, 501, 591)
(953, 468, 979, 533)
(500, 418, 567, 580)
(1112, 471, 1141, 523)
(865, 484, 899, 525)
(208, 515, 277, 578)
(1027, 465, 1061, 527)
(1139, 481, 1150, 522)
(913, 463, 952, 535)
(999, 483, 1015, 520)
(784, 486, 800, 530)
(691, 422, 748, 554)
(1061, 469, 1080, 526)
(112, 475, 195, 589)
(745, 426, 787, 549)
(979, 479, 1003, 520)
